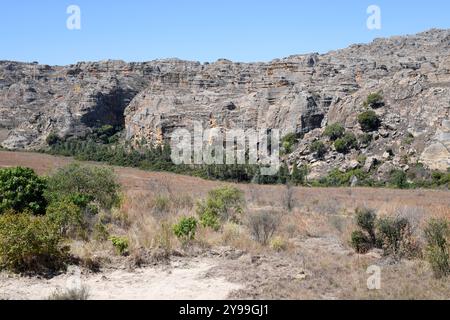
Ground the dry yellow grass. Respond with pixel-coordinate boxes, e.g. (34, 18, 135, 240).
(1, 150, 449, 299)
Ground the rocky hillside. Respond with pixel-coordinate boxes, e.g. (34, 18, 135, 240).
(1, 29, 449, 178)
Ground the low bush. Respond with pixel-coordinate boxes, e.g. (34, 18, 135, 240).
(324, 124, 345, 141)
(110, 236, 129, 256)
(173, 217, 198, 245)
(46, 163, 120, 210)
(45, 198, 85, 239)
(350, 208, 378, 253)
(197, 186, 244, 230)
(310, 141, 327, 159)
(363, 92, 384, 109)
(350, 209, 419, 259)
(270, 236, 288, 252)
(350, 230, 372, 254)
(424, 218, 449, 278)
(0, 167, 47, 215)
(334, 132, 358, 154)
(389, 170, 409, 189)
(247, 211, 280, 246)
(376, 216, 418, 259)
(0, 213, 67, 273)
(358, 111, 381, 132)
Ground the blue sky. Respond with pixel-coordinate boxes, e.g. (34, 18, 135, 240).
(1, 0, 450, 65)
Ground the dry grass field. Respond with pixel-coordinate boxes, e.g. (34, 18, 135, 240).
(0, 150, 449, 300)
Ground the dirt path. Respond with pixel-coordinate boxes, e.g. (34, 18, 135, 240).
(0, 258, 242, 300)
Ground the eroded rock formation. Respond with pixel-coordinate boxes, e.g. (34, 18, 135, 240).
(1, 29, 449, 175)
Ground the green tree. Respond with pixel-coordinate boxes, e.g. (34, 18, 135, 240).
(363, 92, 384, 109)
(334, 132, 358, 154)
(46, 163, 120, 210)
(0, 167, 47, 215)
(310, 141, 327, 159)
(358, 111, 381, 132)
(197, 186, 244, 230)
(324, 123, 345, 141)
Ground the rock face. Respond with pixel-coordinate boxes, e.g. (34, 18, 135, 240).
(1, 29, 449, 174)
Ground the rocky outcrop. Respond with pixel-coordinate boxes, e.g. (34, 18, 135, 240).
(1, 29, 449, 174)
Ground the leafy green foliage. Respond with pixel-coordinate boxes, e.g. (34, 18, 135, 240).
(280, 133, 300, 155)
(46, 133, 61, 146)
(46, 163, 120, 210)
(0, 167, 47, 215)
(324, 123, 345, 141)
(350, 209, 418, 258)
(197, 186, 244, 230)
(358, 111, 381, 132)
(173, 217, 198, 244)
(45, 198, 85, 239)
(376, 216, 418, 259)
(424, 218, 449, 278)
(350, 208, 378, 253)
(363, 92, 384, 108)
(109, 236, 129, 256)
(350, 230, 372, 254)
(334, 132, 358, 154)
(316, 169, 373, 187)
(310, 140, 327, 159)
(389, 170, 409, 189)
(0, 213, 66, 273)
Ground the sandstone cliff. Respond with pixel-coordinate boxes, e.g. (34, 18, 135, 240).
(1, 29, 449, 176)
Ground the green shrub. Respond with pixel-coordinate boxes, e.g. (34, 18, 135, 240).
(358, 111, 381, 132)
(46, 133, 61, 146)
(0, 167, 47, 215)
(376, 216, 417, 258)
(45, 198, 85, 239)
(363, 92, 384, 108)
(270, 236, 288, 252)
(197, 186, 244, 230)
(247, 211, 280, 245)
(281, 133, 299, 155)
(355, 207, 377, 244)
(319, 168, 372, 187)
(350, 208, 378, 253)
(46, 163, 120, 210)
(173, 217, 198, 244)
(110, 236, 129, 256)
(0, 213, 66, 273)
(389, 170, 409, 189)
(351, 230, 372, 254)
(324, 124, 345, 141)
(310, 141, 327, 159)
(334, 133, 358, 154)
(424, 218, 449, 278)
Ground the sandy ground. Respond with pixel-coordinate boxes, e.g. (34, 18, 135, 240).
(0, 257, 242, 300)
